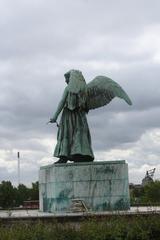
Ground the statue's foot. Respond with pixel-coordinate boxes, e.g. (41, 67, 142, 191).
(54, 157, 67, 164)
(72, 154, 94, 162)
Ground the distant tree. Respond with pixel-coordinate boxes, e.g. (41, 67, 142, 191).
(143, 180, 160, 203)
(30, 181, 39, 200)
(130, 186, 145, 204)
(130, 180, 160, 205)
(16, 184, 30, 206)
(0, 181, 15, 208)
(0, 181, 39, 208)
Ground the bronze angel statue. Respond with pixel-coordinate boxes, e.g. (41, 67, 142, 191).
(49, 69, 132, 164)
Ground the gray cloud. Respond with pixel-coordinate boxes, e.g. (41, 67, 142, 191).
(0, 0, 160, 184)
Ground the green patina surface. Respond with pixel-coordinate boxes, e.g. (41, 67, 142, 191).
(49, 70, 132, 164)
(39, 161, 130, 213)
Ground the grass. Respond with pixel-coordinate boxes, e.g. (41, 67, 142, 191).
(0, 214, 160, 240)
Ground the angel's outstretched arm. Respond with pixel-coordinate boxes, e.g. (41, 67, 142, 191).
(50, 87, 68, 122)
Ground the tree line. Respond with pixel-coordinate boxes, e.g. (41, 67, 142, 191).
(0, 181, 39, 209)
(0, 180, 160, 209)
(130, 180, 160, 205)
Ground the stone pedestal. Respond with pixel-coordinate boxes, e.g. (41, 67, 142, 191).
(39, 161, 130, 213)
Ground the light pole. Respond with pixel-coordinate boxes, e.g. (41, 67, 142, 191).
(17, 151, 20, 186)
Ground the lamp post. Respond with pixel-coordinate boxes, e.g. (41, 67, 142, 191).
(17, 151, 20, 186)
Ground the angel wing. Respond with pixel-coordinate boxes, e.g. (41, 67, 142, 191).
(86, 76, 132, 110)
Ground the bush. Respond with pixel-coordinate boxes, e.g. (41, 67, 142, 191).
(0, 215, 160, 240)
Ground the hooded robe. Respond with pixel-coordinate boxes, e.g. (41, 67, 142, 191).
(52, 70, 94, 162)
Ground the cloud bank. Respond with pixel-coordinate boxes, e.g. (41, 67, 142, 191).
(0, 0, 160, 185)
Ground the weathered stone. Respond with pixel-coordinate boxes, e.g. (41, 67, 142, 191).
(39, 161, 130, 213)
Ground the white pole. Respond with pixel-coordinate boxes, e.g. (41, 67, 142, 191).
(17, 152, 20, 186)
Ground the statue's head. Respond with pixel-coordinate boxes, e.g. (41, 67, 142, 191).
(64, 69, 85, 84)
(64, 70, 86, 93)
(64, 69, 87, 108)
(64, 71, 70, 84)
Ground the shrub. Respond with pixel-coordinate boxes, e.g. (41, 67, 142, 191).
(0, 215, 160, 240)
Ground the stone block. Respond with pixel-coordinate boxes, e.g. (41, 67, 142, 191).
(39, 161, 130, 213)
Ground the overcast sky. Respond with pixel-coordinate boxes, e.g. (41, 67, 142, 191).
(0, 0, 160, 186)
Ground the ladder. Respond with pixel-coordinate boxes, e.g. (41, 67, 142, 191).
(69, 199, 89, 213)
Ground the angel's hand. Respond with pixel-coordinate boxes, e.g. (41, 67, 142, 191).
(49, 117, 56, 123)
(85, 108, 89, 114)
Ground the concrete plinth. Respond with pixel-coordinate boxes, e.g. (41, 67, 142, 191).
(39, 161, 130, 213)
